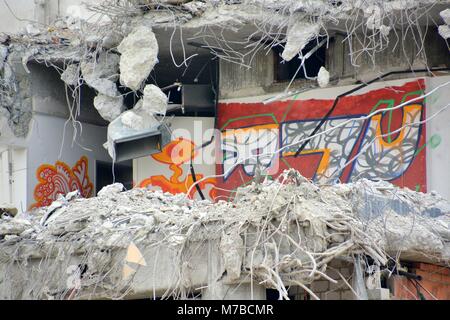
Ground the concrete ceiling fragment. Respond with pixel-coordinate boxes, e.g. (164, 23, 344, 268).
(117, 26, 159, 91)
(282, 21, 321, 62)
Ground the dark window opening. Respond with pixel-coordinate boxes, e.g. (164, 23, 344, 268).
(273, 37, 327, 82)
(149, 54, 218, 117)
(116, 54, 218, 117)
(96, 160, 133, 193)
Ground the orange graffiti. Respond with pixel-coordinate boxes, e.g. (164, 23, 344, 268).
(30, 156, 93, 209)
(139, 138, 216, 199)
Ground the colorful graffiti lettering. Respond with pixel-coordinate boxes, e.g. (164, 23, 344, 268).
(31, 156, 93, 208)
(351, 104, 423, 181)
(139, 138, 216, 199)
(282, 115, 366, 182)
(222, 124, 279, 179)
(217, 80, 427, 197)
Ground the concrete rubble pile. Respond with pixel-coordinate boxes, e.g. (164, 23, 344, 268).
(0, 170, 448, 300)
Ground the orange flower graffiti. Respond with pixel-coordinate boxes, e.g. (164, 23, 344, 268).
(139, 138, 216, 199)
(31, 156, 93, 209)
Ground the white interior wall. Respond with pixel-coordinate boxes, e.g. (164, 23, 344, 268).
(133, 117, 216, 200)
(11, 148, 27, 212)
(426, 75, 450, 201)
(0, 147, 10, 204)
(0, 146, 27, 211)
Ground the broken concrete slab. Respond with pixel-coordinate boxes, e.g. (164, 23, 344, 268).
(282, 21, 320, 62)
(104, 98, 161, 160)
(0, 218, 31, 237)
(438, 25, 450, 39)
(97, 183, 124, 198)
(220, 230, 244, 280)
(120, 111, 145, 130)
(440, 8, 450, 25)
(0, 45, 8, 70)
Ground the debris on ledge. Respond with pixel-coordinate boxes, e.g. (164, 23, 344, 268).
(0, 170, 448, 300)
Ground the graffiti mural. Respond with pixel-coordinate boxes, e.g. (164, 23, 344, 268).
(351, 104, 423, 180)
(217, 79, 427, 198)
(222, 124, 279, 179)
(282, 116, 365, 182)
(31, 156, 93, 208)
(139, 137, 216, 199)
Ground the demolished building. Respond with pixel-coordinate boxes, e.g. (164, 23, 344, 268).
(0, 0, 450, 300)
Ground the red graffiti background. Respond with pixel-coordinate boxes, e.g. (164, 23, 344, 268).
(216, 79, 427, 200)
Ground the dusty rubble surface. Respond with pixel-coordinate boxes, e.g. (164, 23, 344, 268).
(0, 170, 448, 300)
(1, 0, 450, 139)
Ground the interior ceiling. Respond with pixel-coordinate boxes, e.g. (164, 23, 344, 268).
(153, 24, 265, 57)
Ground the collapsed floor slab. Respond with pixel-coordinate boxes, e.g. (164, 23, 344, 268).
(0, 170, 448, 300)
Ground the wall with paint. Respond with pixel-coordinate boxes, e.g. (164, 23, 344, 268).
(25, 113, 110, 208)
(216, 77, 442, 200)
(133, 117, 217, 200)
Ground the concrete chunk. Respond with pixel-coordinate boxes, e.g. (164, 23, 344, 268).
(282, 22, 320, 62)
(117, 26, 159, 91)
(93, 94, 125, 122)
(142, 84, 168, 116)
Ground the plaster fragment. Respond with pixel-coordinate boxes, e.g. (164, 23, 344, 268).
(317, 66, 330, 88)
(438, 25, 450, 39)
(440, 8, 450, 25)
(61, 64, 80, 86)
(282, 22, 320, 62)
(97, 183, 125, 197)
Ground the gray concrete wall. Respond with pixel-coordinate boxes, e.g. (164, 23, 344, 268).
(0, 0, 37, 34)
(219, 49, 274, 100)
(219, 29, 450, 100)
